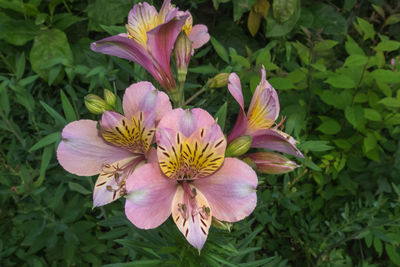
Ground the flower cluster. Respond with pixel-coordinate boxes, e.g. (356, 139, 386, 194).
(56, 0, 303, 250)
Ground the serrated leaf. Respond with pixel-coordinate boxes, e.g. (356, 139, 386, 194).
(363, 133, 377, 152)
(300, 141, 334, 151)
(314, 40, 338, 52)
(379, 97, 400, 108)
(316, 119, 341, 135)
(344, 54, 368, 67)
(345, 105, 364, 128)
(374, 40, 400, 52)
(325, 75, 356, 89)
(355, 17, 375, 40)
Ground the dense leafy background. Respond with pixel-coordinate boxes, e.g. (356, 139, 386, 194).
(1, 0, 400, 266)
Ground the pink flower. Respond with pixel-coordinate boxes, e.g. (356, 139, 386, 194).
(57, 82, 172, 207)
(227, 67, 303, 158)
(90, 0, 209, 93)
(244, 152, 298, 174)
(124, 108, 257, 250)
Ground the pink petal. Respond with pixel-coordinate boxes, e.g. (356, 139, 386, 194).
(146, 147, 158, 163)
(125, 163, 177, 229)
(188, 24, 210, 50)
(251, 129, 304, 158)
(90, 34, 157, 77)
(246, 67, 280, 134)
(93, 155, 144, 207)
(157, 108, 216, 138)
(146, 13, 188, 91)
(122, 81, 172, 124)
(127, 2, 159, 47)
(227, 73, 247, 143)
(57, 120, 133, 176)
(171, 184, 212, 250)
(194, 158, 258, 222)
(245, 152, 298, 174)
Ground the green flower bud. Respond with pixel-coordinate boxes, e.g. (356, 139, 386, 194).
(84, 94, 112, 115)
(209, 73, 230, 88)
(225, 135, 252, 157)
(212, 217, 232, 231)
(174, 32, 192, 84)
(103, 89, 116, 108)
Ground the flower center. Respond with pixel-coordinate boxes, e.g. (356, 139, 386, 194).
(158, 131, 225, 180)
(102, 112, 155, 154)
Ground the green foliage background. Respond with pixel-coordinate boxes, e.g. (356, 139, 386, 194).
(1, 0, 400, 266)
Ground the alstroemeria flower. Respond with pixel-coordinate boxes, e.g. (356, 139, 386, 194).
(124, 108, 257, 250)
(227, 67, 303, 158)
(57, 82, 172, 207)
(90, 0, 209, 93)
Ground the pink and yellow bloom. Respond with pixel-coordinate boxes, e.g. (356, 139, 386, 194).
(90, 0, 209, 93)
(124, 108, 257, 250)
(227, 67, 303, 158)
(57, 82, 172, 207)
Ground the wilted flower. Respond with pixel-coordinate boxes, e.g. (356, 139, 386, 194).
(227, 66, 303, 158)
(243, 152, 298, 174)
(124, 108, 257, 250)
(57, 82, 172, 207)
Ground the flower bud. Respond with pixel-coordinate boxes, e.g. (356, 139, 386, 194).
(174, 31, 192, 84)
(84, 94, 112, 115)
(225, 135, 252, 157)
(209, 73, 230, 88)
(244, 152, 298, 174)
(212, 217, 232, 231)
(103, 89, 116, 108)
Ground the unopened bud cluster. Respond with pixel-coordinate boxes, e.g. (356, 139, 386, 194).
(85, 89, 116, 115)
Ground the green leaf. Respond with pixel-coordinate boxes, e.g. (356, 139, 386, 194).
(345, 105, 364, 128)
(0, 19, 40, 46)
(355, 17, 375, 40)
(189, 65, 219, 74)
(30, 29, 73, 81)
(372, 69, 400, 83)
(379, 97, 400, 108)
(34, 145, 53, 188)
(300, 141, 334, 151)
(316, 119, 341, 135)
(364, 108, 382, 121)
(374, 237, 383, 256)
(344, 54, 368, 67)
(233, 0, 256, 21)
(40, 101, 67, 126)
(374, 40, 400, 52)
(68, 182, 91, 195)
(345, 35, 365, 56)
(314, 40, 338, 52)
(268, 77, 295, 90)
(29, 132, 61, 152)
(231, 54, 250, 68)
(210, 37, 229, 64)
(386, 244, 400, 265)
(325, 75, 356, 89)
(310, 3, 347, 35)
(363, 133, 377, 152)
(266, 0, 300, 37)
(87, 0, 133, 31)
(385, 14, 400, 26)
(272, 0, 297, 23)
(60, 90, 77, 122)
(215, 102, 227, 131)
(99, 24, 125, 35)
(15, 52, 25, 80)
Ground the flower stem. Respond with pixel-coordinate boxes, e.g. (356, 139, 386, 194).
(183, 81, 211, 107)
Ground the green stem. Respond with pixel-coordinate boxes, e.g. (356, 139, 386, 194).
(183, 81, 211, 107)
